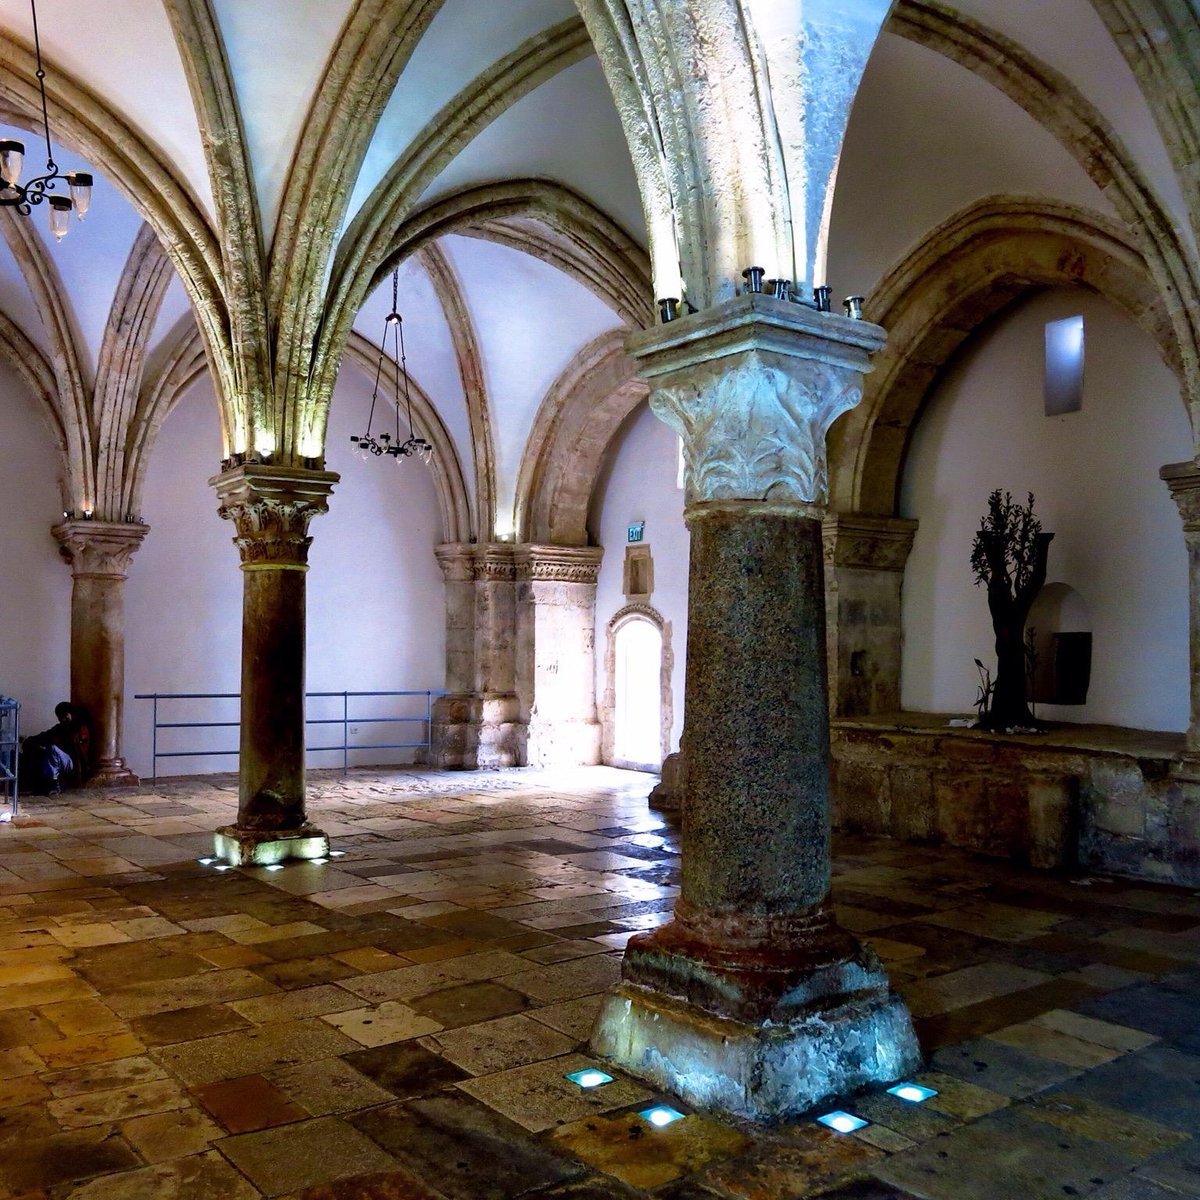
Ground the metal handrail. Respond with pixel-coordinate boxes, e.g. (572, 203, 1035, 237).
(133, 689, 445, 781)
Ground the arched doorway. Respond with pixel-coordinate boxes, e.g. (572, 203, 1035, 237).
(612, 614, 664, 771)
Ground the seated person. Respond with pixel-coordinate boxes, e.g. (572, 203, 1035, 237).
(19, 702, 90, 793)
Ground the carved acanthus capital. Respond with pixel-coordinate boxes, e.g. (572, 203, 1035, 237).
(629, 295, 884, 508)
(516, 544, 604, 585)
(474, 544, 518, 582)
(1162, 462, 1200, 533)
(434, 543, 477, 583)
(210, 465, 338, 569)
(822, 514, 919, 572)
(52, 520, 149, 578)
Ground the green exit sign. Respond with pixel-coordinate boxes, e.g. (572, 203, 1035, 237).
(627, 522, 645, 543)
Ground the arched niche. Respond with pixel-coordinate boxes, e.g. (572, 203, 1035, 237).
(601, 604, 674, 772)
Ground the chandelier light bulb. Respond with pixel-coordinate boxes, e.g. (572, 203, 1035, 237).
(48, 195, 71, 241)
(66, 171, 92, 219)
(0, 140, 23, 186)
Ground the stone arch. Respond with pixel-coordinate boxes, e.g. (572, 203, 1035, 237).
(515, 328, 648, 546)
(828, 196, 1178, 516)
(600, 602, 674, 771)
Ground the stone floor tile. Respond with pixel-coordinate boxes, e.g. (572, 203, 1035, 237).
(348, 1092, 584, 1200)
(1029, 1008, 1159, 1052)
(46, 1053, 168, 1097)
(217, 1115, 398, 1196)
(61, 1149, 264, 1199)
(321, 1002, 442, 1048)
(406, 981, 528, 1029)
(874, 1106, 1139, 1200)
(504, 956, 623, 1005)
(0, 1126, 142, 1194)
(154, 1018, 360, 1086)
(421, 1012, 577, 1075)
(917, 1071, 1010, 1121)
(283, 1167, 448, 1199)
(455, 1052, 650, 1133)
(48, 1075, 188, 1127)
(341, 1042, 470, 1098)
(331, 947, 409, 974)
(131, 1002, 253, 1046)
(930, 1036, 1085, 1098)
(121, 1107, 225, 1163)
(700, 1127, 885, 1200)
(106, 968, 281, 1019)
(35, 1030, 145, 1070)
(899, 962, 1053, 1020)
(0, 1007, 59, 1050)
(268, 1056, 394, 1116)
(232, 985, 362, 1025)
(38, 998, 123, 1037)
(550, 1110, 750, 1191)
(524, 1177, 642, 1199)
(195, 1073, 310, 1132)
(1021, 1091, 1190, 1159)
(985, 1021, 1124, 1068)
(0, 1047, 44, 1080)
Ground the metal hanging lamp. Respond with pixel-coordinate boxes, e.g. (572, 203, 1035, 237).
(350, 268, 433, 464)
(0, 0, 92, 240)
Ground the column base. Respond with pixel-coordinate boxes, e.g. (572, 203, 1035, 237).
(590, 908, 920, 1122)
(429, 693, 526, 769)
(214, 824, 329, 867)
(82, 759, 140, 789)
(648, 751, 686, 813)
(526, 717, 601, 768)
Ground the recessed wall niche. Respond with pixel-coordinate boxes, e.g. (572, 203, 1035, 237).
(1026, 582, 1092, 705)
(624, 544, 654, 601)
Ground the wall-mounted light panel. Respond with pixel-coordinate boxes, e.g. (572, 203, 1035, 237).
(1045, 315, 1084, 416)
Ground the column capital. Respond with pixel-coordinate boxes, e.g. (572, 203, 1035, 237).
(52, 519, 149, 578)
(434, 543, 478, 582)
(474, 543, 519, 582)
(515, 544, 604, 585)
(629, 295, 885, 509)
(822, 513, 919, 572)
(210, 465, 338, 569)
(1162, 461, 1200, 531)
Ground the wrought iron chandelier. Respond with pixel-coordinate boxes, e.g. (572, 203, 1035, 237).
(0, 0, 92, 241)
(350, 268, 432, 464)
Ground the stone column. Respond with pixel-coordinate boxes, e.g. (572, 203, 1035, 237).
(823, 513, 919, 717)
(210, 465, 337, 865)
(428, 544, 524, 768)
(516, 545, 604, 768)
(1162, 462, 1200, 751)
(52, 520, 149, 787)
(592, 294, 919, 1121)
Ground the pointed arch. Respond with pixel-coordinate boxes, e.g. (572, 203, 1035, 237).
(515, 328, 647, 546)
(95, 224, 174, 519)
(416, 242, 495, 539)
(828, 196, 1177, 516)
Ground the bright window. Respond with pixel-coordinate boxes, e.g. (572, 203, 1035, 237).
(1044, 315, 1084, 415)
(614, 618, 663, 768)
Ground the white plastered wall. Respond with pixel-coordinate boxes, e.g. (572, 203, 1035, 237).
(900, 288, 1191, 732)
(0, 361, 70, 736)
(591, 403, 689, 759)
(122, 364, 446, 780)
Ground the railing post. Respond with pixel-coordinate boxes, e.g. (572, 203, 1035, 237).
(152, 695, 158, 783)
(343, 691, 349, 774)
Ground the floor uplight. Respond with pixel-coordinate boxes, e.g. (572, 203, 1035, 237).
(264, 864, 284, 872)
(310, 858, 328, 865)
(817, 1111, 869, 1134)
(213, 864, 232, 872)
(197, 857, 215, 866)
(565, 1069, 613, 1089)
(329, 850, 346, 857)
(887, 1083, 938, 1103)
(639, 1105, 684, 1127)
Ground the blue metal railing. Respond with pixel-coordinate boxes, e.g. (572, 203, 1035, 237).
(133, 690, 444, 781)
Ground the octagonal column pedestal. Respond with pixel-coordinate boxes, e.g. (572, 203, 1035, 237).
(52, 520, 149, 788)
(590, 295, 920, 1122)
(210, 465, 338, 867)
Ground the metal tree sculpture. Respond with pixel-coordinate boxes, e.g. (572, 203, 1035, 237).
(970, 490, 1053, 730)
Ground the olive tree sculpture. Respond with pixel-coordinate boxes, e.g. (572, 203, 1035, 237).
(970, 490, 1053, 730)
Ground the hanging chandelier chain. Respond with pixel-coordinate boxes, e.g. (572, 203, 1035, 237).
(28, 0, 53, 173)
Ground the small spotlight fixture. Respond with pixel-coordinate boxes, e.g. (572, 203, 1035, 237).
(817, 1111, 869, 1134)
(741, 265, 766, 293)
(887, 1083, 938, 1103)
(213, 863, 233, 872)
(310, 857, 328, 865)
(657, 296, 679, 323)
(329, 850, 346, 857)
(843, 295, 865, 320)
(565, 1069, 613, 1089)
(197, 857, 215, 866)
(264, 863, 284, 872)
(639, 1105, 685, 1128)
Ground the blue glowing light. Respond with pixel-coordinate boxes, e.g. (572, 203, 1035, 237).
(565, 1069, 613, 1089)
(887, 1083, 938, 1103)
(639, 1105, 685, 1127)
(817, 1111, 869, 1134)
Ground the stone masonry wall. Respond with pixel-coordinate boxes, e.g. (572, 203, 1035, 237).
(831, 717, 1198, 886)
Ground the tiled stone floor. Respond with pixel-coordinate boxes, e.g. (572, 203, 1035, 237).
(0, 765, 1198, 1199)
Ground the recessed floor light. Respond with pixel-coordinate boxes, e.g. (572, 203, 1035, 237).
(887, 1083, 938, 1103)
(310, 858, 328, 865)
(197, 857, 215, 866)
(565, 1069, 613, 1089)
(264, 864, 284, 872)
(639, 1105, 684, 1127)
(329, 850, 346, 857)
(213, 864, 232, 872)
(817, 1111, 869, 1134)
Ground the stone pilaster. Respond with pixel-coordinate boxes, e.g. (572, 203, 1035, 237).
(429, 544, 524, 769)
(591, 294, 919, 1121)
(1163, 462, 1200, 754)
(823, 513, 919, 717)
(52, 519, 149, 788)
(516, 545, 604, 768)
(209, 465, 337, 866)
